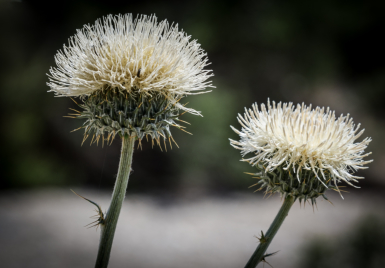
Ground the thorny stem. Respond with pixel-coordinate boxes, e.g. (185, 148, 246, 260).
(244, 195, 295, 268)
(95, 135, 135, 268)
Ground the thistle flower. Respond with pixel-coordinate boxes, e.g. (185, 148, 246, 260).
(230, 99, 372, 201)
(231, 100, 373, 268)
(47, 14, 213, 268)
(47, 14, 213, 145)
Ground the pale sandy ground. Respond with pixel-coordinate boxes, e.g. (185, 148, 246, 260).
(0, 189, 384, 268)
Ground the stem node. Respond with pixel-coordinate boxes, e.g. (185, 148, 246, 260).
(94, 136, 136, 268)
(245, 196, 294, 268)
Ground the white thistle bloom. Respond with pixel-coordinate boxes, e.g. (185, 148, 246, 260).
(47, 14, 214, 145)
(47, 13, 213, 116)
(230, 100, 372, 197)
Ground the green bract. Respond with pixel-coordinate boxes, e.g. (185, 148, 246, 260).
(72, 89, 183, 146)
(249, 164, 336, 206)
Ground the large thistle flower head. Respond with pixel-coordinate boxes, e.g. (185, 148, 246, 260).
(47, 14, 213, 146)
(230, 99, 372, 202)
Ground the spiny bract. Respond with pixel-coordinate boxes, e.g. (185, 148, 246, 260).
(230, 100, 372, 200)
(47, 14, 213, 145)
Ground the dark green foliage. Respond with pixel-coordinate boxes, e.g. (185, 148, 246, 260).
(1, 0, 383, 191)
(297, 215, 385, 268)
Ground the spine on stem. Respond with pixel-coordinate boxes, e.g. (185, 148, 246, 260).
(95, 135, 136, 268)
(244, 196, 295, 268)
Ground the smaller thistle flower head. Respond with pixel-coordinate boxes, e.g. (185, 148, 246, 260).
(230, 99, 372, 202)
(47, 14, 213, 146)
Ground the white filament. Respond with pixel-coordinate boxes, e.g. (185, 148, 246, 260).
(47, 14, 214, 115)
(230, 100, 372, 188)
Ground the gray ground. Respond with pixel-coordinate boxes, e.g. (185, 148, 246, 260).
(0, 189, 384, 268)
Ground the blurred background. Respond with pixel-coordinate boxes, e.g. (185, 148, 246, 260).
(1, 0, 385, 267)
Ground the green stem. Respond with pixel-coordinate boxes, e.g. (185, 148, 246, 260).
(244, 195, 295, 268)
(95, 135, 136, 268)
